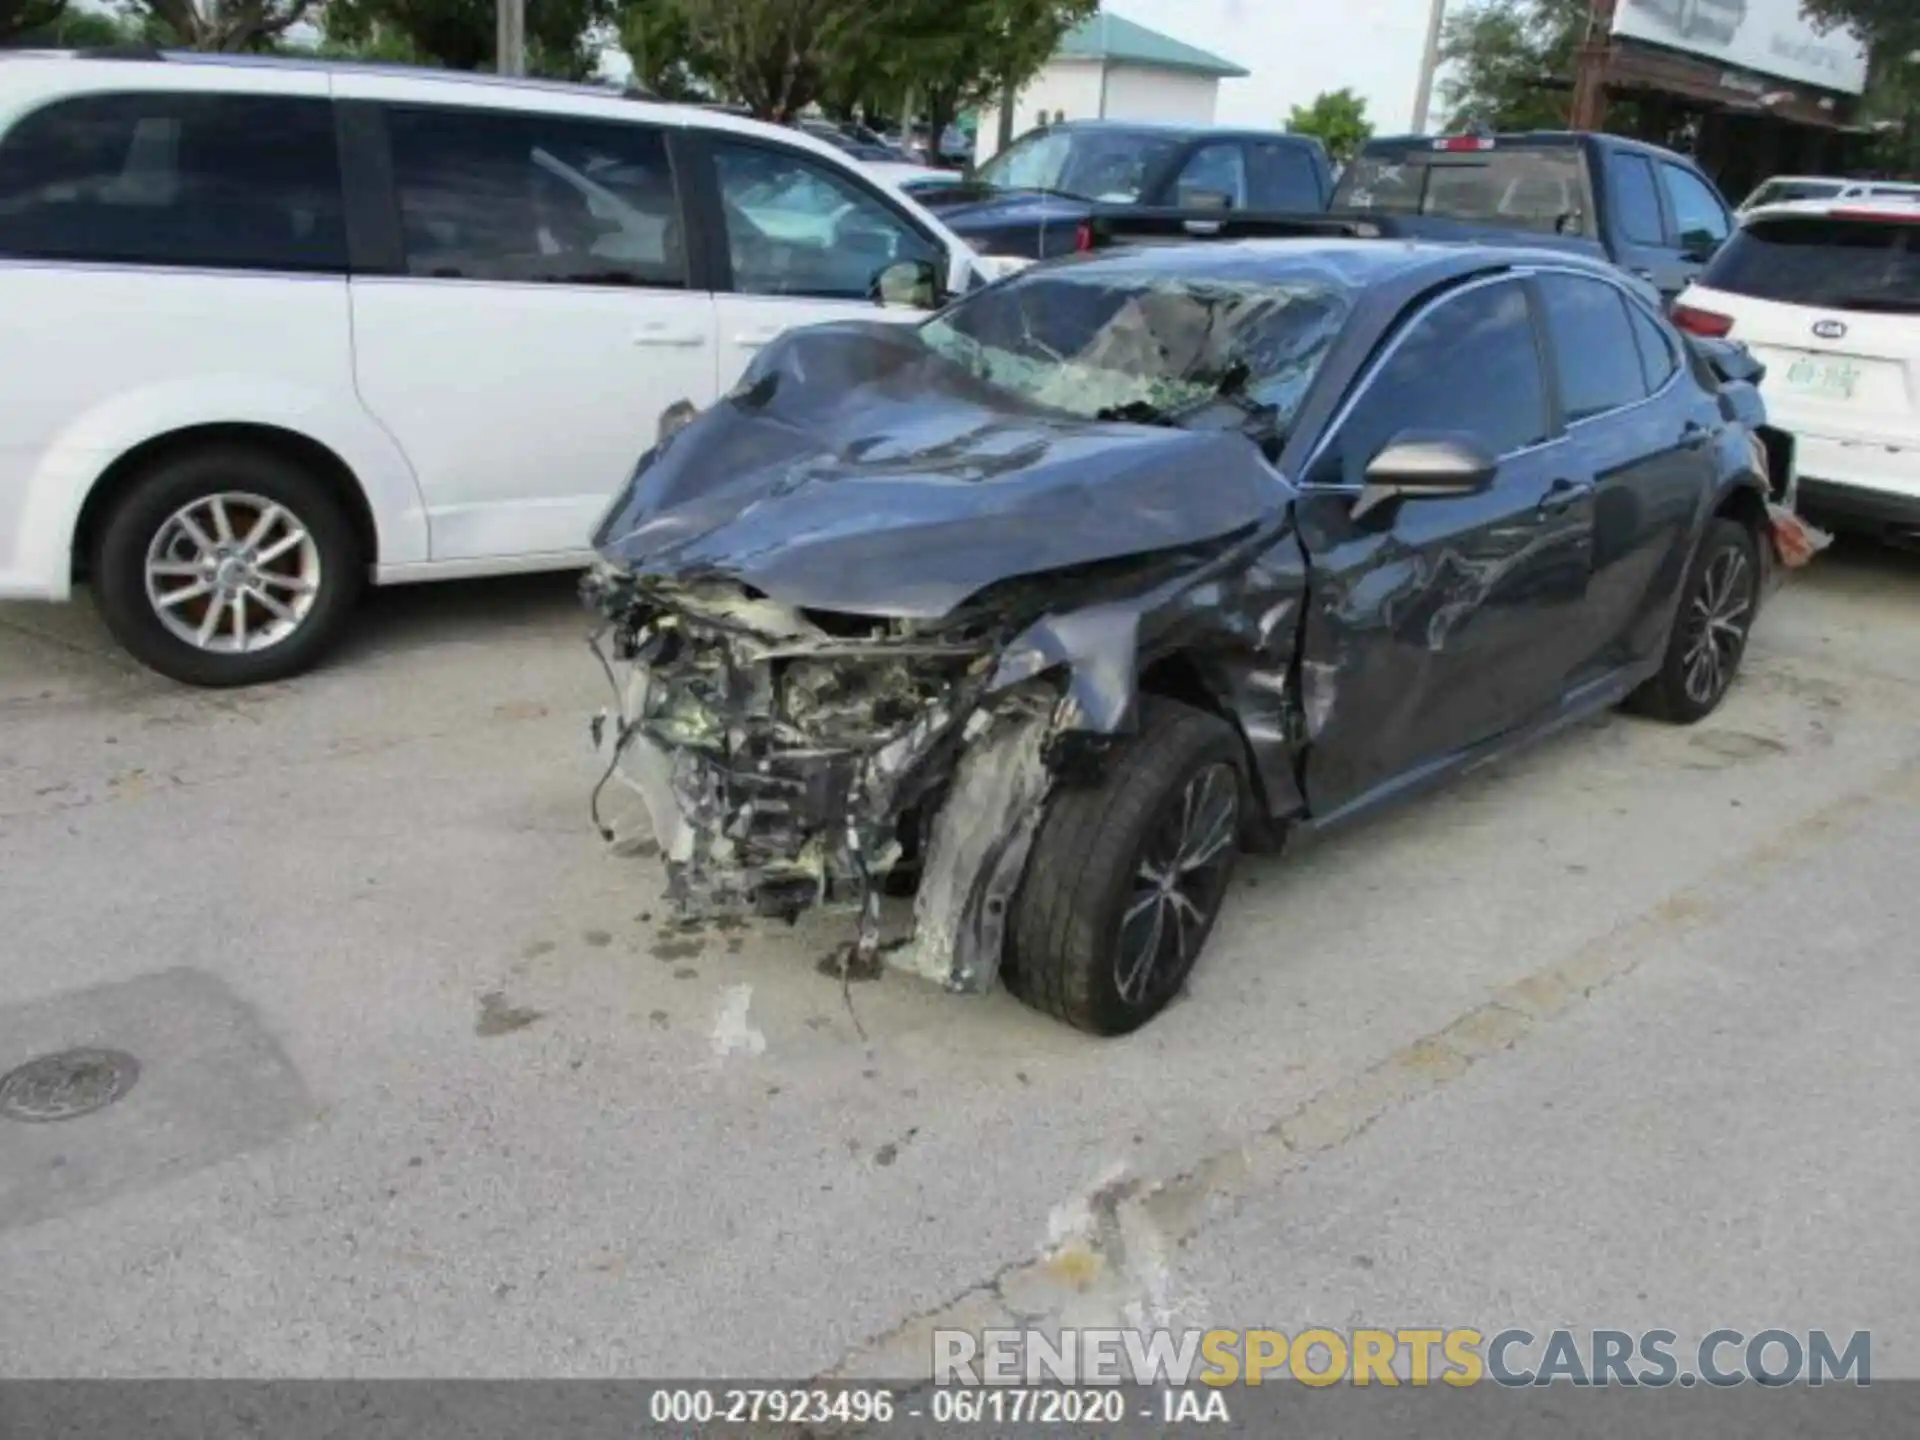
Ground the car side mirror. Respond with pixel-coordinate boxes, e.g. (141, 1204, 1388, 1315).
(1351, 432, 1497, 522)
(1680, 227, 1723, 262)
(873, 257, 942, 311)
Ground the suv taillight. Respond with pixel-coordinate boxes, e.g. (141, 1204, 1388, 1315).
(1074, 221, 1093, 253)
(1672, 303, 1734, 339)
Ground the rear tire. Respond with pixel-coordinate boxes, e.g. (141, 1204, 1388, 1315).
(92, 446, 363, 688)
(1624, 517, 1758, 725)
(1006, 699, 1246, 1036)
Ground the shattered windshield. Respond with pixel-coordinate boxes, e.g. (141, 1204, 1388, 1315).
(917, 262, 1353, 430)
(973, 127, 1184, 202)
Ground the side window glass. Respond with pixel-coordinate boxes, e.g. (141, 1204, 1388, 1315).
(385, 107, 684, 288)
(1245, 143, 1322, 210)
(1627, 302, 1679, 393)
(711, 140, 938, 301)
(1660, 163, 1730, 249)
(1173, 144, 1248, 210)
(1538, 274, 1649, 420)
(1319, 280, 1547, 486)
(1610, 154, 1665, 246)
(0, 91, 344, 272)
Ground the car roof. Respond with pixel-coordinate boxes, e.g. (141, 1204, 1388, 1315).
(1051, 235, 1623, 288)
(1361, 129, 1694, 165)
(1739, 196, 1920, 225)
(0, 49, 888, 171)
(1043, 118, 1299, 142)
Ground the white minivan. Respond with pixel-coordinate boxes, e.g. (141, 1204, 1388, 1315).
(0, 51, 990, 685)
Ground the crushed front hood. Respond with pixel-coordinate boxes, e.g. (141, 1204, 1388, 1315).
(591, 321, 1282, 618)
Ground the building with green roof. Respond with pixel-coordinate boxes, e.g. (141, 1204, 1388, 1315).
(974, 8, 1250, 164)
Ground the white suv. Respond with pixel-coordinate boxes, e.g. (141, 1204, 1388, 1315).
(1673, 198, 1919, 543)
(0, 51, 988, 685)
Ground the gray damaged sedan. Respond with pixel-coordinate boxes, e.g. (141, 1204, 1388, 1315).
(584, 239, 1788, 1034)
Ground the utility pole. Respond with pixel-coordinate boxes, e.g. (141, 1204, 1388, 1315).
(1568, 0, 1619, 131)
(496, 0, 526, 77)
(1409, 0, 1447, 134)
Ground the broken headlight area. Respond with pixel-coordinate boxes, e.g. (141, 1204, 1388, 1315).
(586, 571, 1062, 986)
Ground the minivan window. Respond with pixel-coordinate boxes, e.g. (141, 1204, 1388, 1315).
(0, 92, 344, 272)
(1702, 215, 1920, 313)
(1334, 148, 1588, 235)
(384, 106, 685, 288)
(711, 140, 939, 301)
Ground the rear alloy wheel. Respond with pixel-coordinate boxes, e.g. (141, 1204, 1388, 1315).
(1626, 517, 1759, 724)
(93, 447, 362, 687)
(1006, 699, 1246, 1035)
(144, 493, 323, 657)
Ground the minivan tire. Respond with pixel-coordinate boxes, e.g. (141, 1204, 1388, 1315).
(1005, 698, 1246, 1036)
(92, 446, 363, 688)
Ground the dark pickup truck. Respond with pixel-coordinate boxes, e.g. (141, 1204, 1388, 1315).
(1330, 131, 1739, 303)
(912, 119, 1334, 262)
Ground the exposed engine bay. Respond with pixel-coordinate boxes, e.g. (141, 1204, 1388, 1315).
(585, 569, 1068, 992)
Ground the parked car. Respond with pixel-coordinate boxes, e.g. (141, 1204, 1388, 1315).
(584, 237, 1783, 1034)
(904, 122, 972, 168)
(797, 117, 913, 164)
(863, 159, 959, 195)
(0, 51, 992, 687)
(917, 120, 1334, 260)
(1737, 175, 1920, 213)
(1673, 197, 1919, 542)
(1334, 131, 1737, 303)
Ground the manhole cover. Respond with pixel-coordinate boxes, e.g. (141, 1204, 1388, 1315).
(0, 1048, 140, 1123)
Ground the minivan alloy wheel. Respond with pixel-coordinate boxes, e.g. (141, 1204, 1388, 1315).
(1680, 545, 1752, 707)
(1115, 760, 1240, 1005)
(145, 492, 322, 654)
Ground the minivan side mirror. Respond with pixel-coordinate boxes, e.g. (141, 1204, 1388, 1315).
(1351, 431, 1497, 522)
(872, 257, 943, 310)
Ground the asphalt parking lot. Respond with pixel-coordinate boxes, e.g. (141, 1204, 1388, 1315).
(1, 539, 1917, 1379)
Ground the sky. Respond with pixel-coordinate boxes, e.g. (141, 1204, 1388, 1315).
(1101, 0, 1442, 136)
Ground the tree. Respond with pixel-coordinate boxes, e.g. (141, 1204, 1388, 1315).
(1, 0, 68, 43)
(323, 0, 613, 78)
(835, 0, 1097, 154)
(617, 0, 712, 99)
(612, 0, 1093, 133)
(1799, 0, 1918, 53)
(1801, 2, 1920, 175)
(1436, 0, 1588, 133)
(1285, 88, 1374, 163)
(133, 0, 316, 50)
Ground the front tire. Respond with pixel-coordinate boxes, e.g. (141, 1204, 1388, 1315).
(1006, 699, 1246, 1035)
(1626, 517, 1759, 724)
(92, 446, 362, 688)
